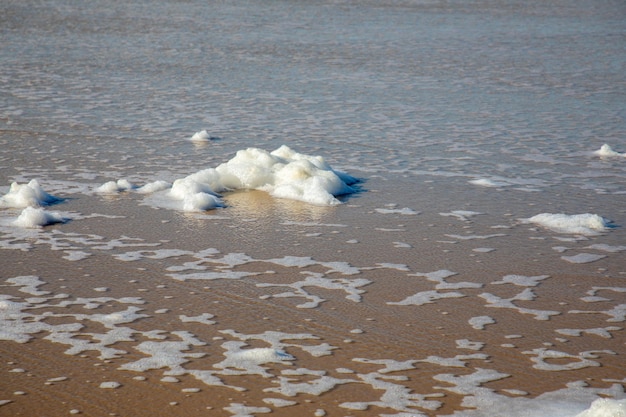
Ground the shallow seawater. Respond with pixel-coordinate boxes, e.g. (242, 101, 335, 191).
(1, 1, 626, 416)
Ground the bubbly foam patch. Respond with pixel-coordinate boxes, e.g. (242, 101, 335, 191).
(524, 213, 612, 236)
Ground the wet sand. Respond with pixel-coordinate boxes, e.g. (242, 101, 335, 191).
(2, 171, 625, 416)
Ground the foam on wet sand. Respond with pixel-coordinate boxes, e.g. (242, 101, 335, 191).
(524, 213, 612, 236)
(0, 122, 626, 417)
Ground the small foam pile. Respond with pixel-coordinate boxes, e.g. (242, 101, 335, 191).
(190, 130, 211, 142)
(0, 180, 66, 228)
(134, 145, 358, 211)
(11, 207, 67, 228)
(96, 179, 135, 194)
(216, 146, 357, 205)
(594, 144, 626, 158)
(0, 180, 61, 208)
(524, 213, 611, 236)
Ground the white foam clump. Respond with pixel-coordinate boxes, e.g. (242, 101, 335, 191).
(0, 180, 61, 208)
(145, 146, 358, 211)
(217, 146, 357, 205)
(575, 398, 626, 417)
(594, 144, 626, 158)
(168, 176, 224, 211)
(525, 213, 611, 236)
(96, 179, 135, 194)
(190, 130, 211, 142)
(12, 207, 67, 228)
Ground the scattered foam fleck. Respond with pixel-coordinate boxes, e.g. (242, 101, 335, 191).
(469, 178, 512, 188)
(226, 348, 295, 365)
(561, 253, 607, 264)
(224, 403, 271, 416)
(586, 244, 626, 253)
(468, 316, 496, 330)
(456, 339, 485, 351)
(522, 348, 614, 371)
(388, 290, 466, 306)
(179, 313, 216, 325)
(480, 290, 560, 320)
(556, 327, 621, 339)
(99, 381, 121, 389)
(62, 250, 91, 261)
(446, 233, 507, 240)
(375, 207, 419, 215)
(262, 398, 297, 407)
(492, 275, 550, 287)
(440, 210, 484, 221)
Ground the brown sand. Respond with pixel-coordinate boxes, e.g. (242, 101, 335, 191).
(2, 180, 625, 416)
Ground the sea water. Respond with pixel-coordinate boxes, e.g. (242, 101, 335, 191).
(1, 0, 625, 416)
